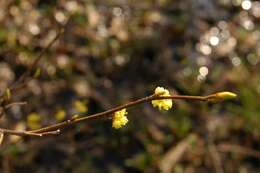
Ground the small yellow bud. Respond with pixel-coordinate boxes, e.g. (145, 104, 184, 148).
(208, 91, 237, 102)
(152, 87, 173, 111)
(27, 112, 41, 130)
(55, 109, 66, 121)
(72, 114, 80, 120)
(34, 68, 41, 78)
(215, 92, 237, 99)
(5, 88, 11, 100)
(74, 100, 88, 113)
(112, 109, 128, 129)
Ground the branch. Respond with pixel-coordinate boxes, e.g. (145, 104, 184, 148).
(159, 134, 197, 173)
(30, 94, 217, 134)
(208, 142, 224, 173)
(8, 28, 65, 93)
(0, 16, 71, 121)
(217, 143, 260, 159)
(0, 92, 231, 137)
(0, 15, 72, 100)
(4, 101, 27, 109)
(0, 128, 60, 137)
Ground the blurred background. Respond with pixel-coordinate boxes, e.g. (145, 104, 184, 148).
(0, 0, 259, 172)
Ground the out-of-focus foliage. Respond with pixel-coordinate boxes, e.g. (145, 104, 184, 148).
(0, 0, 259, 172)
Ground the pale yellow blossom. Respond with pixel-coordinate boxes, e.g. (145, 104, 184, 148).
(55, 109, 66, 121)
(74, 100, 88, 113)
(27, 112, 41, 130)
(152, 87, 172, 111)
(112, 109, 128, 129)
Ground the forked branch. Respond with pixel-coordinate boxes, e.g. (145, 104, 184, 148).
(0, 92, 227, 137)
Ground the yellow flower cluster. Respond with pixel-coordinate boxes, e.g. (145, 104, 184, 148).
(112, 86, 172, 129)
(151, 87, 173, 111)
(112, 109, 128, 129)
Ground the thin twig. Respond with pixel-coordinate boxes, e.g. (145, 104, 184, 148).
(31, 94, 211, 133)
(159, 134, 197, 173)
(207, 125, 225, 173)
(8, 28, 64, 92)
(208, 144, 225, 173)
(0, 128, 60, 137)
(217, 143, 260, 159)
(0, 16, 69, 122)
(4, 102, 27, 109)
(0, 15, 71, 99)
(10, 14, 73, 92)
(0, 93, 223, 137)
